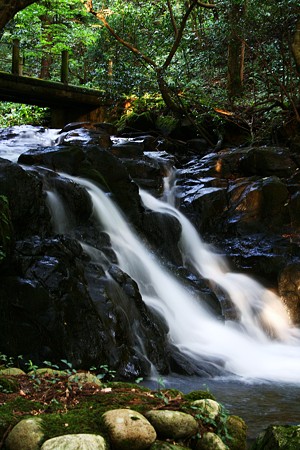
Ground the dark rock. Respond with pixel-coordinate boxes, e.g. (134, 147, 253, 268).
(278, 263, 300, 325)
(142, 210, 183, 265)
(227, 176, 290, 234)
(0, 194, 14, 266)
(18, 146, 143, 226)
(0, 158, 51, 239)
(239, 146, 297, 178)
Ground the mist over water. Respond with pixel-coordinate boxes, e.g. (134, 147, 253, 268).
(65, 175, 300, 384)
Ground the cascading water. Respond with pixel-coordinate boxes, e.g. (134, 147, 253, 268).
(0, 125, 60, 162)
(63, 174, 300, 384)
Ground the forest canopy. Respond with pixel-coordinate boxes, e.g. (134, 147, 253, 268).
(0, 0, 299, 140)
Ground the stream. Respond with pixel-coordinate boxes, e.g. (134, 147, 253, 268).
(1, 125, 300, 441)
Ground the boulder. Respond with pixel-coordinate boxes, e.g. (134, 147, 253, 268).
(145, 410, 198, 440)
(102, 409, 156, 450)
(252, 424, 300, 449)
(278, 263, 300, 325)
(41, 433, 107, 450)
(5, 418, 44, 450)
(0, 159, 51, 238)
(18, 146, 143, 226)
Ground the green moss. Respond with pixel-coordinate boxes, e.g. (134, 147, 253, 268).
(225, 415, 247, 450)
(155, 115, 179, 136)
(0, 376, 19, 393)
(184, 390, 216, 402)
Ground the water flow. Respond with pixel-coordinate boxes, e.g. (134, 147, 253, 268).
(0, 125, 60, 162)
(46, 190, 70, 234)
(61, 174, 300, 383)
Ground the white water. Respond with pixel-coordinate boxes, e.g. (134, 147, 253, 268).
(0, 125, 60, 162)
(64, 174, 300, 383)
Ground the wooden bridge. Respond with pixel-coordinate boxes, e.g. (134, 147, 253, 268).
(0, 41, 110, 128)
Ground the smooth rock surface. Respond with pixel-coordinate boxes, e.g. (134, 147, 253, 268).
(102, 409, 156, 450)
(41, 433, 107, 450)
(5, 418, 44, 450)
(145, 410, 198, 439)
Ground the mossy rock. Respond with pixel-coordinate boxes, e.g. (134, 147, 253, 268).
(184, 390, 216, 402)
(28, 368, 68, 377)
(252, 424, 300, 450)
(0, 368, 26, 376)
(225, 415, 247, 450)
(0, 376, 19, 393)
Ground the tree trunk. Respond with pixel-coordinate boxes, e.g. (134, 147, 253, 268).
(0, 0, 36, 30)
(227, 1, 247, 100)
(156, 69, 181, 113)
(292, 18, 300, 74)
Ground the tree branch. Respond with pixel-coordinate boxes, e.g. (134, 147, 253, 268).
(84, 0, 157, 69)
(197, 1, 216, 9)
(167, 0, 178, 36)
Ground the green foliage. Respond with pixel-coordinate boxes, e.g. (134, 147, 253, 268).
(0, 0, 298, 134)
(0, 103, 49, 127)
(89, 364, 116, 382)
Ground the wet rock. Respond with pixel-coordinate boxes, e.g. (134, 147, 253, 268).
(278, 263, 300, 325)
(18, 146, 143, 226)
(142, 210, 182, 265)
(0, 158, 51, 238)
(227, 176, 289, 234)
(0, 194, 14, 265)
(239, 146, 297, 178)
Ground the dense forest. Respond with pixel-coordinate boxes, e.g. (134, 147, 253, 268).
(0, 0, 299, 145)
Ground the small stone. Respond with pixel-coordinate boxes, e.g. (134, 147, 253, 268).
(191, 399, 221, 421)
(196, 432, 229, 450)
(102, 408, 156, 450)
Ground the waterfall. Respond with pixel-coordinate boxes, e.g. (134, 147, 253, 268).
(46, 190, 70, 234)
(62, 174, 300, 383)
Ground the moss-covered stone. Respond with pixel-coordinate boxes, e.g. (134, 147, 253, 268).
(0, 375, 19, 393)
(0, 368, 26, 376)
(184, 390, 216, 402)
(5, 417, 44, 450)
(196, 431, 229, 450)
(252, 424, 300, 450)
(225, 415, 247, 450)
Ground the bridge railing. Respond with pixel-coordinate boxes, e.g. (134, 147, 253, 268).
(0, 39, 69, 84)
